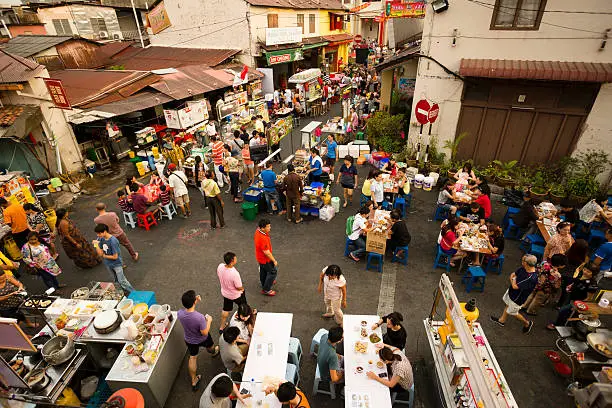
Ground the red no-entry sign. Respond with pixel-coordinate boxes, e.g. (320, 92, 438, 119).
(428, 103, 439, 123)
(414, 99, 430, 125)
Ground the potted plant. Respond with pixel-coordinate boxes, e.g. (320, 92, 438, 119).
(549, 183, 568, 204)
(565, 149, 610, 204)
(528, 168, 549, 198)
(492, 160, 518, 187)
(567, 173, 600, 205)
(426, 136, 446, 173)
(479, 163, 497, 183)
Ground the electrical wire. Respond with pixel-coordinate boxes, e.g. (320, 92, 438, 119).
(466, 0, 612, 15)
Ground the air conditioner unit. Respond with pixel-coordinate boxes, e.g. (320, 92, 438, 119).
(99, 30, 108, 39)
(113, 33, 120, 40)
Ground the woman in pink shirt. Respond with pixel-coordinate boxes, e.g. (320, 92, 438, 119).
(440, 217, 466, 267)
(217, 252, 246, 333)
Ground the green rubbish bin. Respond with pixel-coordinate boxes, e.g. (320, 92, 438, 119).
(241, 202, 258, 221)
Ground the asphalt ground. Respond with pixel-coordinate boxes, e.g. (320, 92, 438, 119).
(14, 104, 577, 407)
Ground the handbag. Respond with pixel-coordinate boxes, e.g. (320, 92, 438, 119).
(22, 244, 41, 276)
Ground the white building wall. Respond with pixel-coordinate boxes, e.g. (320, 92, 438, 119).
(409, 0, 612, 162)
(146, 0, 251, 64)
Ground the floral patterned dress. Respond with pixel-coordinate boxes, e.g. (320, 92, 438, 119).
(21, 243, 61, 277)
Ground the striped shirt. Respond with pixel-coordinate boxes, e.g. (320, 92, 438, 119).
(211, 141, 225, 165)
(117, 197, 134, 213)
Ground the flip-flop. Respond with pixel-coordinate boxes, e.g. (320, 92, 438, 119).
(192, 374, 202, 392)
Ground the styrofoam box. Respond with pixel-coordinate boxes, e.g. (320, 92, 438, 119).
(338, 145, 350, 159)
(348, 146, 360, 157)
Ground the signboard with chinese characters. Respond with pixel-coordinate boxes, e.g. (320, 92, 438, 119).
(265, 48, 303, 66)
(43, 78, 71, 109)
(385, 1, 426, 18)
(163, 109, 181, 129)
(265, 27, 302, 46)
(147, 1, 172, 34)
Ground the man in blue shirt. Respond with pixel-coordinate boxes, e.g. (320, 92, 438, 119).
(260, 162, 283, 214)
(594, 228, 612, 273)
(94, 224, 135, 295)
(317, 326, 344, 383)
(324, 135, 339, 173)
(308, 147, 323, 184)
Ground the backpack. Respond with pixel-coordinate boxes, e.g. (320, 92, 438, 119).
(345, 215, 355, 237)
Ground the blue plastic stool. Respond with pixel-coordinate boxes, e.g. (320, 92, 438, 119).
(285, 362, 299, 385)
(393, 197, 407, 218)
(310, 328, 328, 356)
(391, 383, 415, 407)
(366, 252, 384, 272)
(360, 194, 369, 207)
(433, 245, 451, 272)
(381, 200, 392, 210)
(462, 266, 486, 293)
(502, 207, 521, 228)
(404, 193, 412, 208)
(392, 245, 409, 265)
(503, 218, 523, 240)
(484, 254, 504, 275)
(530, 244, 545, 262)
(589, 229, 606, 248)
(344, 237, 353, 257)
(127, 291, 156, 306)
(433, 205, 449, 221)
(519, 233, 545, 252)
(288, 337, 303, 366)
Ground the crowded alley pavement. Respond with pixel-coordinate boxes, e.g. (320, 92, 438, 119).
(21, 110, 573, 408)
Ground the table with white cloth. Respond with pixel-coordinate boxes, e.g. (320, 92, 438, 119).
(343, 314, 392, 408)
(237, 312, 293, 408)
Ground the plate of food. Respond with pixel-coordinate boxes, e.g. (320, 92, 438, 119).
(354, 341, 368, 353)
(376, 361, 385, 369)
(574, 301, 588, 312)
(355, 366, 364, 374)
(360, 320, 368, 327)
(360, 328, 368, 338)
(369, 333, 381, 343)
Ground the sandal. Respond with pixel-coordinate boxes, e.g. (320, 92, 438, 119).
(192, 374, 202, 391)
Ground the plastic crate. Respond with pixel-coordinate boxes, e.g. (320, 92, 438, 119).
(310, 182, 324, 189)
(242, 187, 263, 203)
(86, 378, 112, 407)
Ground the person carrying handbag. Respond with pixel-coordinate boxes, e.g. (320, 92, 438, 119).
(21, 231, 62, 289)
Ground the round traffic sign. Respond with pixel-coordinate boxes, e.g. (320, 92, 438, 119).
(414, 99, 430, 125)
(428, 103, 439, 123)
(354, 34, 363, 43)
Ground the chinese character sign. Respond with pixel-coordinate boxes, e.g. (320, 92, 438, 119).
(43, 78, 71, 110)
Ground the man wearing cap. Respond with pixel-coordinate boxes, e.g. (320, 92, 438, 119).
(167, 163, 191, 218)
(490, 254, 538, 334)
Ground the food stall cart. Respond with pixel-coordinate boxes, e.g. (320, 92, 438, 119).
(300, 121, 322, 149)
(321, 117, 348, 143)
(217, 90, 250, 141)
(425, 274, 518, 408)
(288, 68, 322, 116)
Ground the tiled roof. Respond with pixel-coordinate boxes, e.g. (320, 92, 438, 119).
(1, 35, 97, 58)
(459, 59, 612, 82)
(245, 0, 344, 10)
(0, 49, 44, 83)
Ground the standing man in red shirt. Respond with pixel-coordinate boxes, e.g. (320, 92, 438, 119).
(254, 219, 277, 296)
(209, 135, 226, 188)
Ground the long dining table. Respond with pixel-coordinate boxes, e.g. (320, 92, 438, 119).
(236, 312, 293, 408)
(343, 314, 392, 408)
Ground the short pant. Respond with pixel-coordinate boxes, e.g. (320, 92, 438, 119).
(502, 290, 522, 315)
(175, 194, 190, 206)
(223, 292, 247, 312)
(186, 335, 214, 356)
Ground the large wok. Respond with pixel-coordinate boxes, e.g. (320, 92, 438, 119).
(586, 332, 612, 359)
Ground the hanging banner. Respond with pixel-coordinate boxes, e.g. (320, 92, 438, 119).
(385, 1, 426, 18)
(147, 1, 172, 34)
(350, 3, 371, 13)
(43, 78, 71, 110)
(265, 48, 304, 66)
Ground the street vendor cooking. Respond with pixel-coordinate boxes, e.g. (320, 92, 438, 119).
(306, 147, 324, 184)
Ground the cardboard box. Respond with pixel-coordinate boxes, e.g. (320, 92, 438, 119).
(366, 230, 387, 255)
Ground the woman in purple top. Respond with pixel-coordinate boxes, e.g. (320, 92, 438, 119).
(177, 290, 220, 391)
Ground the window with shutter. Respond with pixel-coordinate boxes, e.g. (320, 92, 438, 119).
(491, 0, 546, 30)
(90, 18, 108, 34)
(267, 14, 278, 28)
(297, 14, 304, 34)
(309, 14, 316, 33)
(52, 19, 72, 35)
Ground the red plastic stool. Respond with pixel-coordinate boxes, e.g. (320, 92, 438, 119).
(136, 212, 157, 230)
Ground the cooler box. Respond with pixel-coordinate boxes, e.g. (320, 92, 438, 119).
(242, 187, 263, 202)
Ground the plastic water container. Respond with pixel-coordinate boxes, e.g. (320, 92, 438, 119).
(151, 146, 160, 159)
(423, 176, 434, 191)
(331, 197, 341, 213)
(414, 174, 425, 189)
(429, 172, 440, 186)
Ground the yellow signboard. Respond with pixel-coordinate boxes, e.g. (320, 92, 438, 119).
(147, 1, 172, 34)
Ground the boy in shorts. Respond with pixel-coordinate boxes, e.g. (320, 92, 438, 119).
(177, 290, 219, 391)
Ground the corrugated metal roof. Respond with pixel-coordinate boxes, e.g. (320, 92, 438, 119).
(0, 49, 44, 83)
(67, 91, 174, 123)
(150, 64, 234, 100)
(246, 0, 344, 10)
(108, 46, 241, 70)
(460, 59, 612, 83)
(1, 35, 96, 58)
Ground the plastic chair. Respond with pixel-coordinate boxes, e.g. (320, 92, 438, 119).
(136, 212, 157, 231)
(502, 207, 521, 228)
(404, 193, 412, 208)
(530, 244, 545, 262)
(288, 337, 303, 366)
(503, 218, 523, 240)
(484, 254, 504, 275)
(122, 212, 136, 229)
(520, 233, 545, 253)
(313, 364, 336, 399)
(310, 328, 328, 356)
(461, 266, 486, 293)
(366, 252, 384, 273)
(391, 383, 415, 407)
(160, 202, 177, 220)
(381, 201, 392, 210)
(285, 362, 299, 385)
(344, 237, 353, 257)
(433, 206, 449, 221)
(588, 229, 606, 248)
(433, 245, 451, 272)
(393, 197, 407, 218)
(360, 194, 368, 207)
(392, 246, 409, 266)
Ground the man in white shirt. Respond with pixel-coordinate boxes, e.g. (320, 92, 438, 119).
(284, 88, 292, 107)
(167, 163, 191, 217)
(348, 207, 370, 262)
(273, 89, 280, 105)
(205, 121, 217, 139)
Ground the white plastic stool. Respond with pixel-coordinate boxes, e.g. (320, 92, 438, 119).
(313, 364, 336, 399)
(123, 212, 136, 228)
(160, 202, 177, 220)
(391, 383, 415, 407)
(288, 337, 303, 366)
(310, 328, 328, 356)
(285, 362, 299, 385)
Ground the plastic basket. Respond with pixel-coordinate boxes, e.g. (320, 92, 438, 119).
(242, 187, 262, 203)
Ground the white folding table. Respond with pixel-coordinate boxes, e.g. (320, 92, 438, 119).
(343, 314, 393, 408)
